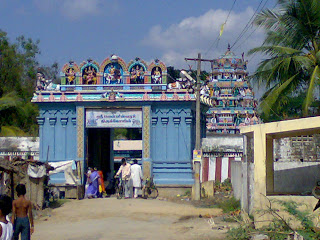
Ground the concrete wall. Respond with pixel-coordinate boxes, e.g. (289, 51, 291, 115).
(231, 161, 254, 213)
(231, 160, 320, 212)
(158, 186, 191, 198)
(231, 161, 242, 200)
(202, 134, 243, 153)
(240, 116, 320, 225)
(201, 180, 215, 198)
(274, 135, 320, 162)
(274, 162, 320, 193)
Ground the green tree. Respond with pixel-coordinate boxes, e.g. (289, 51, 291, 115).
(0, 30, 41, 136)
(249, 0, 320, 118)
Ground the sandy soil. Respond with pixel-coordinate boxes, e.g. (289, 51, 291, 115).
(32, 197, 234, 240)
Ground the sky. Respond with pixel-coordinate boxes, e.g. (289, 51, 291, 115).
(0, 0, 276, 75)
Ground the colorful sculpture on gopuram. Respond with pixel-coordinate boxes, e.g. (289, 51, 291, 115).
(59, 55, 168, 85)
(205, 45, 261, 134)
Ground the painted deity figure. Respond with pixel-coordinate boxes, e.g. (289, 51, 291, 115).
(240, 88, 246, 97)
(245, 88, 253, 97)
(104, 64, 122, 84)
(244, 113, 251, 125)
(130, 65, 144, 84)
(130, 67, 137, 84)
(66, 68, 76, 85)
(36, 72, 46, 90)
(83, 66, 97, 85)
(233, 87, 240, 96)
(210, 113, 217, 124)
(214, 88, 220, 97)
(136, 66, 144, 84)
(152, 67, 162, 84)
(234, 112, 242, 126)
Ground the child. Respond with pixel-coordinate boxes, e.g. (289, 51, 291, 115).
(0, 195, 13, 240)
(12, 184, 34, 240)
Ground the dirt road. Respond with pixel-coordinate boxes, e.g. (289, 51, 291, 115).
(32, 197, 231, 240)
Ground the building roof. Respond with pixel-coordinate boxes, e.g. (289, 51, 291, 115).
(0, 137, 39, 152)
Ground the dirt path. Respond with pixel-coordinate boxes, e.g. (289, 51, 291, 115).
(32, 197, 233, 240)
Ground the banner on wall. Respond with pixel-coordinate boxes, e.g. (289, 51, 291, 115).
(86, 109, 142, 128)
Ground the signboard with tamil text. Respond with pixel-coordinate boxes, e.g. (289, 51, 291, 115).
(86, 109, 142, 128)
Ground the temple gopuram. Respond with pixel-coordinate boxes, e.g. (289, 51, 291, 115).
(205, 46, 260, 134)
(32, 55, 210, 188)
(201, 46, 261, 184)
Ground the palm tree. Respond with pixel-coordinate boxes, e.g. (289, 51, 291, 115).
(249, 0, 320, 117)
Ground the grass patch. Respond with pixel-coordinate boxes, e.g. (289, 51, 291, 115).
(216, 197, 241, 213)
(48, 199, 70, 209)
(227, 197, 320, 240)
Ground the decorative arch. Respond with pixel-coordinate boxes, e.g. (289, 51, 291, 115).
(61, 61, 80, 85)
(127, 57, 148, 84)
(100, 55, 127, 84)
(100, 55, 127, 72)
(62, 61, 80, 73)
(147, 59, 167, 72)
(80, 59, 99, 85)
(148, 59, 167, 84)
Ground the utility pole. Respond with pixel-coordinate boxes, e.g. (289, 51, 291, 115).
(184, 53, 210, 200)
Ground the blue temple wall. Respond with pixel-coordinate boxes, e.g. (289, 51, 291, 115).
(36, 100, 206, 186)
(37, 103, 77, 183)
(150, 102, 196, 185)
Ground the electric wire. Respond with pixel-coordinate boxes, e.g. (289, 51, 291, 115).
(230, 0, 267, 50)
(233, 0, 270, 52)
(204, 0, 237, 56)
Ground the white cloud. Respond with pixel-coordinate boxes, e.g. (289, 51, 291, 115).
(142, 7, 266, 73)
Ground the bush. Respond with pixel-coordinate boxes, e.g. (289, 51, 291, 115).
(227, 198, 320, 240)
(217, 197, 240, 213)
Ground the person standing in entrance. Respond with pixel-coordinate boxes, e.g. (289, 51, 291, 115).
(131, 160, 143, 198)
(115, 158, 131, 198)
(12, 184, 34, 240)
(86, 168, 101, 199)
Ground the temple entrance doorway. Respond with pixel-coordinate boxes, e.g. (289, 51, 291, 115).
(85, 108, 144, 193)
(86, 128, 113, 178)
(86, 127, 142, 194)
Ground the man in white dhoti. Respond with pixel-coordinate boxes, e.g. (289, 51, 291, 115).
(130, 159, 143, 198)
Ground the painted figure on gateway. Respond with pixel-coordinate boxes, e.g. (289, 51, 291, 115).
(83, 66, 97, 85)
(36, 72, 46, 90)
(151, 67, 162, 84)
(130, 65, 145, 84)
(104, 64, 122, 84)
(66, 68, 76, 85)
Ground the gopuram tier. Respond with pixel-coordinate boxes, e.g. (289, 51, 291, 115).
(204, 46, 260, 134)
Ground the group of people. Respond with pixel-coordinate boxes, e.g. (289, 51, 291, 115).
(84, 158, 143, 199)
(115, 158, 143, 199)
(0, 184, 34, 240)
(84, 168, 105, 199)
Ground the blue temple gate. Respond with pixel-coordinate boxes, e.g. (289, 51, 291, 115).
(33, 56, 209, 187)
